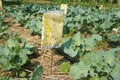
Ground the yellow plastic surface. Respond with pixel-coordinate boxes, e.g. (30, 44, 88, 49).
(41, 10, 64, 49)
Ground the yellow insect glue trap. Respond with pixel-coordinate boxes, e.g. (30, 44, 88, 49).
(41, 10, 64, 49)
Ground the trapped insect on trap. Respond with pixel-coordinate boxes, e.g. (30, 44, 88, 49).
(41, 10, 64, 49)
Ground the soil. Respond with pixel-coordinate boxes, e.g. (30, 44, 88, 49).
(1, 17, 74, 80)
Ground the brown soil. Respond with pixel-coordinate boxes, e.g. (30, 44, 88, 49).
(2, 18, 74, 80)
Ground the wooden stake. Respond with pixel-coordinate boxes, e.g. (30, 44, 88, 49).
(60, 4, 68, 15)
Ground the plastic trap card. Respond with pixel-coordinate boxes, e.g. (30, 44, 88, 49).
(41, 10, 64, 49)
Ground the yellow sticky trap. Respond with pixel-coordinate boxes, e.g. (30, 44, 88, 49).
(41, 10, 64, 49)
(60, 4, 67, 14)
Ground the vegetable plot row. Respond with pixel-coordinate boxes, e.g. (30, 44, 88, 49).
(1, 4, 120, 80)
(0, 10, 42, 80)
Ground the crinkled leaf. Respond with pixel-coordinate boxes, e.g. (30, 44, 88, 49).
(92, 34, 102, 41)
(25, 42, 33, 49)
(81, 51, 104, 72)
(0, 58, 12, 70)
(70, 62, 90, 79)
(62, 38, 79, 57)
(104, 52, 115, 67)
(20, 49, 31, 55)
(83, 38, 95, 51)
(104, 48, 120, 67)
(19, 53, 28, 66)
(30, 66, 43, 80)
(7, 39, 19, 48)
(64, 47, 79, 57)
(72, 32, 81, 46)
(0, 46, 10, 57)
(58, 62, 71, 73)
(111, 63, 120, 80)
